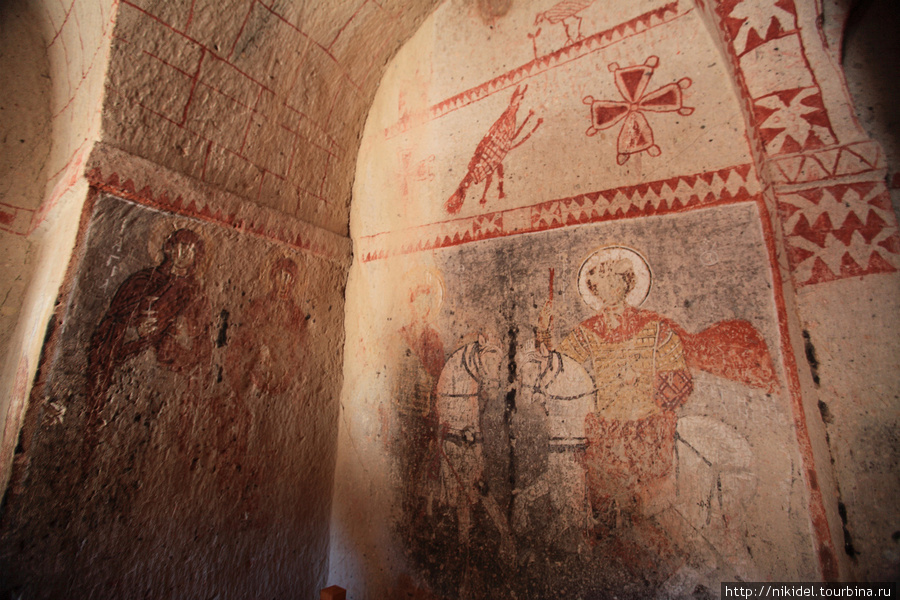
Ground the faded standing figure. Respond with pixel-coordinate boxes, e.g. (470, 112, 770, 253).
(390, 268, 446, 527)
(222, 254, 310, 526)
(82, 228, 212, 496)
(227, 256, 309, 397)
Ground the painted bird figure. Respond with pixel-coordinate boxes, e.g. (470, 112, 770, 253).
(445, 85, 542, 214)
(534, 0, 594, 46)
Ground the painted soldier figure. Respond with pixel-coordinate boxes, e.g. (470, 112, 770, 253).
(538, 248, 691, 532)
(537, 247, 778, 576)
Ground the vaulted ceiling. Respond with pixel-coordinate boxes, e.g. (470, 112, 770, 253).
(102, 0, 441, 236)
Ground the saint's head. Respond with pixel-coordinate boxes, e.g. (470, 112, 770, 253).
(162, 229, 204, 277)
(401, 267, 444, 325)
(583, 257, 635, 311)
(269, 257, 300, 299)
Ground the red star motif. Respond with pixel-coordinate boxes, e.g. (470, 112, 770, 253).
(584, 56, 694, 165)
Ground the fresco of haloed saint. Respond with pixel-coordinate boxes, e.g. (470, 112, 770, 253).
(0, 196, 335, 599)
(385, 269, 446, 530)
(82, 228, 213, 495)
(386, 207, 814, 599)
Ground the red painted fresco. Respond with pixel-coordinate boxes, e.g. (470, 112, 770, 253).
(534, 0, 595, 46)
(399, 150, 436, 197)
(226, 257, 309, 397)
(720, 0, 799, 56)
(677, 319, 778, 393)
(756, 198, 840, 581)
(446, 86, 542, 214)
(384, 1, 688, 139)
(584, 56, 693, 165)
(82, 228, 213, 474)
(768, 141, 884, 185)
(778, 181, 900, 287)
(703, 0, 836, 156)
(752, 87, 835, 155)
(361, 163, 759, 261)
(85, 166, 346, 261)
(537, 252, 778, 581)
(389, 275, 447, 537)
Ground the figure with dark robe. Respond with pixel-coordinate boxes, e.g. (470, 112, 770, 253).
(82, 228, 212, 476)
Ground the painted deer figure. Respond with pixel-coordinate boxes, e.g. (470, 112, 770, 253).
(445, 85, 542, 214)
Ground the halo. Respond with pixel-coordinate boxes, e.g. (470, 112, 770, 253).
(147, 220, 210, 277)
(399, 266, 445, 321)
(262, 248, 307, 297)
(577, 246, 652, 311)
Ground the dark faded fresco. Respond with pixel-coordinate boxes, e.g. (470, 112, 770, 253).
(0, 194, 345, 599)
(350, 204, 817, 599)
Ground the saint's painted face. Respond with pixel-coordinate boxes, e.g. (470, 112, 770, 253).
(171, 242, 197, 271)
(274, 269, 294, 296)
(162, 229, 204, 275)
(268, 258, 300, 298)
(583, 258, 634, 310)
(409, 286, 434, 322)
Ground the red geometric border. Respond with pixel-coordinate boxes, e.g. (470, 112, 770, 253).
(384, 1, 688, 139)
(359, 163, 759, 261)
(767, 141, 884, 185)
(86, 167, 349, 263)
(778, 180, 900, 287)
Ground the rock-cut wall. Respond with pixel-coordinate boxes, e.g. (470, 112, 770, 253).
(331, 0, 900, 596)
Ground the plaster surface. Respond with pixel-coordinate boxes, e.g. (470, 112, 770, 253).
(0, 1, 898, 597)
(0, 193, 346, 598)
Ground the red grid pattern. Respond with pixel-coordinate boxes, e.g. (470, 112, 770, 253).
(1, 0, 118, 236)
(103, 0, 424, 233)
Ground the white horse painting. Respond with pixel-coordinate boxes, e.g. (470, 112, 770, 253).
(435, 337, 515, 560)
(513, 348, 595, 554)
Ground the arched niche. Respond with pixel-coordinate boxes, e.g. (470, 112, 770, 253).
(0, 0, 115, 498)
(333, 0, 900, 594)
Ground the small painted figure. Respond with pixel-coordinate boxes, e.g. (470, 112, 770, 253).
(391, 270, 446, 525)
(83, 228, 212, 475)
(445, 85, 542, 214)
(534, 0, 594, 46)
(226, 256, 308, 397)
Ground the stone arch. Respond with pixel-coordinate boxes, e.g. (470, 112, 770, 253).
(334, 0, 899, 593)
(0, 0, 115, 498)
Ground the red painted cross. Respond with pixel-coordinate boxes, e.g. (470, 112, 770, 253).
(583, 56, 694, 165)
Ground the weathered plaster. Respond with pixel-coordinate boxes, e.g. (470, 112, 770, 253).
(0, 0, 897, 597)
(1, 192, 346, 598)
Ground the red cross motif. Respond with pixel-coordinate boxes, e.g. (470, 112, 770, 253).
(583, 56, 694, 165)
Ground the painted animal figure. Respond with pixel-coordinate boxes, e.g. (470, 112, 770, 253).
(434, 337, 515, 560)
(513, 348, 595, 554)
(534, 0, 594, 46)
(445, 86, 542, 214)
